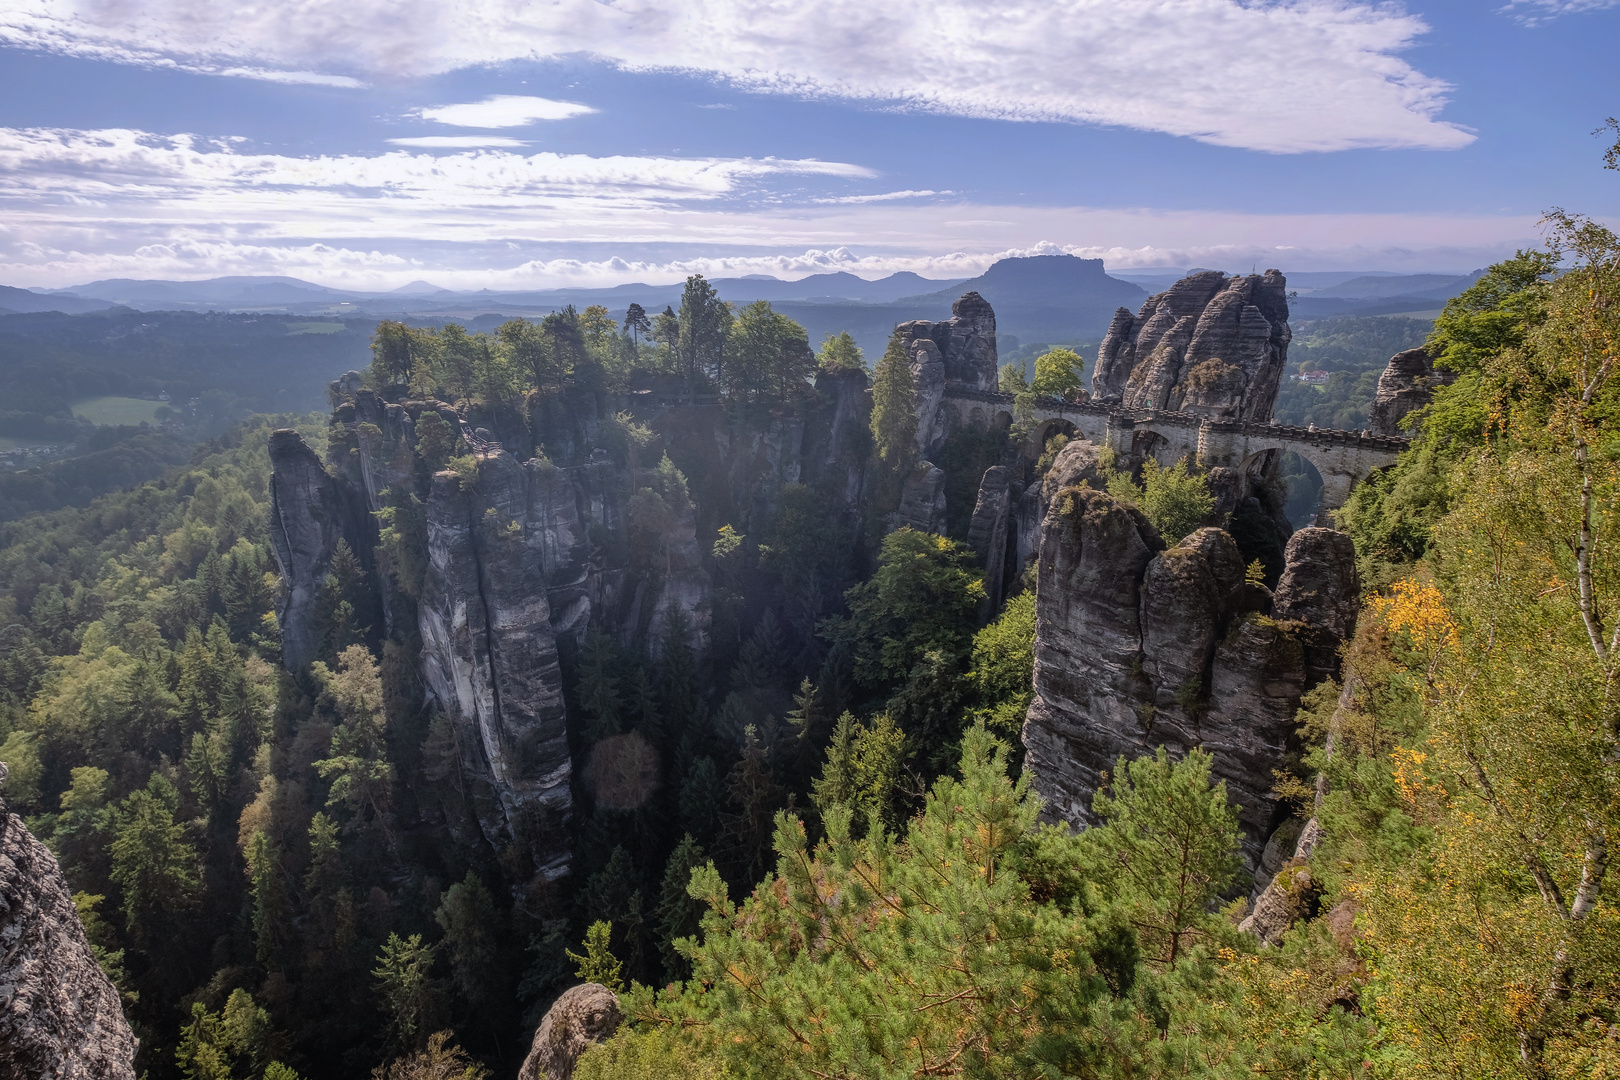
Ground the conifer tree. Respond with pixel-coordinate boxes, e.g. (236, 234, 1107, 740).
(575, 627, 623, 743)
(312, 646, 395, 838)
(868, 329, 918, 467)
(655, 834, 709, 982)
(584, 846, 650, 984)
(109, 773, 201, 951)
(434, 871, 502, 1013)
(719, 726, 787, 887)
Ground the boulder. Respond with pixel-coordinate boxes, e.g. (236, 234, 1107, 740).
(1092, 270, 1291, 421)
(0, 764, 138, 1080)
(518, 983, 623, 1080)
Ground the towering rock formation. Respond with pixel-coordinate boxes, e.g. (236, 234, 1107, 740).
(895, 291, 1000, 462)
(0, 764, 138, 1080)
(1092, 270, 1292, 422)
(1369, 347, 1450, 436)
(896, 291, 999, 394)
(268, 428, 375, 670)
(1021, 486, 1357, 876)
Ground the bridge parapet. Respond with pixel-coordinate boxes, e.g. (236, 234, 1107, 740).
(941, 386, 1410, 510)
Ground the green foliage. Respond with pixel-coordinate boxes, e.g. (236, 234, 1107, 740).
(867, 330, 917, 468)
(312, 645, 395, 831)
(655, 835, 709, 981)
(1084, 747, 1242, 966)
(1104, 457, 1214, 544)
(725, 300, 816, 401)
(1272, 316, 1433, 428)
(568, 920, 626, 993)
(678, 275, 731, 386)
(369, 1031, 488, 1080)
(821, 528, 984, 689)
(110, 772, 202, 948)
(1031, 346, 1084, 398)
(816, 331, 864, 372)
(434, 872, 501, 1011)
(998, 361, 1029, 394)
(810, 710, 907, 834)
(575, 1025, 730, 1080)
(630, 726, 1250, 1079)
(966, 590, 1036, 740)
(374, 933, 440, 1050)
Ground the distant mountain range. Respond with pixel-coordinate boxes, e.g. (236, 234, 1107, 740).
(3, 258, 1487, 359)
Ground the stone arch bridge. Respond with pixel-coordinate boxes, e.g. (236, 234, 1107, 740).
(944, 388, 1409, 510)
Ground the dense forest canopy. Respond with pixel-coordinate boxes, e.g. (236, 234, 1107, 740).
(2, 215, 1617, 1080)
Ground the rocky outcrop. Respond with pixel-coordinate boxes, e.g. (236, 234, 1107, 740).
(1272, 528, 1360, 686)
(419, 457, 575, 878)
(896, 291, 999, 395)
(268, 428, 374, 670)
(1021, 488, 1357, 876)
(0, 764, 138, 1080)
(895, 462, 948, 535)
(518, 982, 622, 1080)
(966, 466, 1014, 617)
(1369, 347, 1450, 436)
(904, 335, 949, 460)
(1092, 271, 1291, 422)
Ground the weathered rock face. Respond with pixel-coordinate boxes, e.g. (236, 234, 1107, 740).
(268, 428, 374, 670)
(518, 982, 622, 1080)
(1092, 270, 1291, 422)
(906, 336, 949, 460)
(0, 764, 138, 1080)
(1021, 489, 1357, 876)
(1369, 347, 1450, 436)
(895, 462, 948, 535)
(896, 290, 1000, 396)
(966, 466, 1014, 617)
(419, 457, 575, 877)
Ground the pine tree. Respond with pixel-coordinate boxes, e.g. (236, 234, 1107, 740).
(245, 829, 287, 966)
(719, 727, 787, 888)
(729, 609, 784, 691)
(583, 846, 650, 984)
(434, 871, 502, 1013)
(312, 645, 395, 839)
(656, 834, 709, 982)
(575, 627, 623, 743)
(678, 756, 724, 845)
(868, 329, 918, 467)
(373, 933, 440, 1050)
(628, 668, 664, 747)
(110, 774, 202, 956)
(659, 608, 704, 749)
(567, 921, 625, 993)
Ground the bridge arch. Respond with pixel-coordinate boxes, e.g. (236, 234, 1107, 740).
(1235, 442, 1356, 511)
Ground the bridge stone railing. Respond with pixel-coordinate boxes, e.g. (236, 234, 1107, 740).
(941, 387, 1409, 510)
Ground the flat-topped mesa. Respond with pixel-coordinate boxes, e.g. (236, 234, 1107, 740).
(1092, 270, 1291, 422)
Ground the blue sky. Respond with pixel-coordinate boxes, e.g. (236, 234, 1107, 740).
(0, 0, 1616, 290)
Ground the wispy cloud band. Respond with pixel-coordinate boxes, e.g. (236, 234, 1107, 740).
(0, 0, 1472, 153)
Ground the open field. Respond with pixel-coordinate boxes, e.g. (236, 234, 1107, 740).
(286, 321, 346, 335)
(71, 395, 166, 425)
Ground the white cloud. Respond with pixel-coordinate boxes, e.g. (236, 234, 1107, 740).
(415, 95, 597, 127)
(386, 136, 531, 148)
(815, 189, 949, 204)
(0, 0, 1471, 153)
(1503, 0, 1620, 23)
(0, 127, 873, 208)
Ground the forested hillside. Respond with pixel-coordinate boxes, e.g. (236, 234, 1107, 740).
(2, 223, 1617, 1080)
